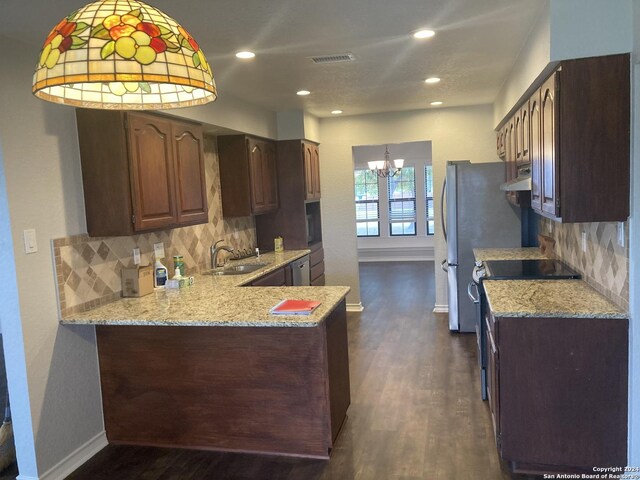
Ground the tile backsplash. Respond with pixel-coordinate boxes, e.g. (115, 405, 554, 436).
(53, 136, 256, 318)
(539, 217, 628, 310)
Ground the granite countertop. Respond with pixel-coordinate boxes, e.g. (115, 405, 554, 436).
(473, 247, 548, 261)
(62, 250, 350, 327)
(483, 280, 626, 319)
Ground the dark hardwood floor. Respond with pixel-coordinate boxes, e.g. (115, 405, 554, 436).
(66, 261, 535, 480)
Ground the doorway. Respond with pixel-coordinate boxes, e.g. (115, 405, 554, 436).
(352, 141, 434, 263)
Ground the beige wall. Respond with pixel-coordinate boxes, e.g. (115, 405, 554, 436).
(0, 35, 102, 477)
(319, 104, 499, 309)
(0, 35, 278, 478)
(493, 1, 551, 127)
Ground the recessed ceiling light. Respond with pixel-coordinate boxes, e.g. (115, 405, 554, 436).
(430, 101, 443, 106)
(235, 51, 255, 59)
(297, 90, 311, 96)
(425, 77, 441, 84)
(413, 29, 435, 39)
(331, 110, 343, 115)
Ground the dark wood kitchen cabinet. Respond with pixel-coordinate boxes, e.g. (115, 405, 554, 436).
(529, 90, 542, 211)
(218, 135, 278, 217)
(76, 110, 208, 237)
(486, 310, 628, 474)
(503, 115, 529, 207)
(539, 72, 559, 218)
(303, 141, 321, 201)
(249, 266, 288, 286)
(255, 140, 325, 285)
(498, 53, 630, 222)
(519, 101, 530, 166)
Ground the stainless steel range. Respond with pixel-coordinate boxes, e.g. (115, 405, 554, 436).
(468, 259, 581, 400)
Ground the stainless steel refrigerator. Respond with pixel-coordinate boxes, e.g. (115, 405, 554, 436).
(440, 161, 521, 332)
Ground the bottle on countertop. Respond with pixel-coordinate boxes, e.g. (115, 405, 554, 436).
(274, 236, 283, 253)
(173, 267, 187, 288)
(154, 259, 168, 288)
(173, 255, 185, 277)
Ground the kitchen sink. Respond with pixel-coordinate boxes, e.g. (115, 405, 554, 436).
(203, 263, 270, 276)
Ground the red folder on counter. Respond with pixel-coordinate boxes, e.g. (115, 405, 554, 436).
(270, 299, 321, 315)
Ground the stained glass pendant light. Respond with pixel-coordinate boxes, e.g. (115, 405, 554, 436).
(32, 0, 217, 109)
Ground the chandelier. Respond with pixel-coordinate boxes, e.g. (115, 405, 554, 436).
(368, 145, 404, 178)
(32, 0, 216, 110)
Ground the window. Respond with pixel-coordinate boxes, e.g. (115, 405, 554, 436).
(388, 166, 416, 236)
(425, 165, 434, 235)
(354, 169, 379, 237)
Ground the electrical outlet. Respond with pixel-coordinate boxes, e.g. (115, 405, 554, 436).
(153, 242, 165, 260)
(23, 229, 37, 254)
(581, 231, 587, 253)
(133, 248, 141, 265)
(618, 222, 625, 247)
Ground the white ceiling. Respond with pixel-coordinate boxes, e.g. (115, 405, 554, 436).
(0, 0, 544, 117)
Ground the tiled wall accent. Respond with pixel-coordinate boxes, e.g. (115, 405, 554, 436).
(539, 217, 629, 310)
(53, 136, 256, 318)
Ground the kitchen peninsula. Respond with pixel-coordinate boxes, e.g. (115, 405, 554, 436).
(62, 251, 351, 459)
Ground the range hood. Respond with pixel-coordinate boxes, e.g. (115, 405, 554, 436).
(500, 165, 531, 191)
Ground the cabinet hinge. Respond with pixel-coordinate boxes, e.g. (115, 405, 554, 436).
(132, 214, 136, 224)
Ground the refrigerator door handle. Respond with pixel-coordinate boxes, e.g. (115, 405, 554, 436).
(467, 281, 480, 304)
(440, 177, 447, 241)
(440, 259, 448, 272)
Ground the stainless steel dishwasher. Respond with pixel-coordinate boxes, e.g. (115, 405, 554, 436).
(290, 255, 310, 286)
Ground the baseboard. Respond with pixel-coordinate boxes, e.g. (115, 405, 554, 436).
(35, 430, 107, 480)
(346, 302, 364, 312)
(433, 304, 448, 314)
(357, 246, 434, 263)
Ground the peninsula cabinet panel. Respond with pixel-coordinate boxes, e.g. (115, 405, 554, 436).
(76, 110, 208, 237)
(95, 301, 350, 458)
(218, 135, 278, 217)
(494, 315, 628, 474)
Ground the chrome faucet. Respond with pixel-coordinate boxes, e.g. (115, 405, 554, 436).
(211, 240, 234, 269)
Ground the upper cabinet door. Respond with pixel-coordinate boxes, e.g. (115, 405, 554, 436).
(173, 121, 208, 225)
(540, 72, 559, 217)
(248, 137, 278, 214)
(514, 114, 521, 166)
(262, 140, 278, 211)
(303, 142, 320, 200)
(520, 101, 530, 166)
(311, 144, 321, 199)
(127, 113, 177, 231)
(529, 90, 542, 211)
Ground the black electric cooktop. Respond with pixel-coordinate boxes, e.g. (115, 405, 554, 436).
(483, 259, 581, 280)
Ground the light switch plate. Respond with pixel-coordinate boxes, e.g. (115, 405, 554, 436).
(133, 248, 141, 265)
(618, 222, 625, 247)
(581, 231, 587, 253)
(23, 229, 37, 254)
(153, 242, 165, 259)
